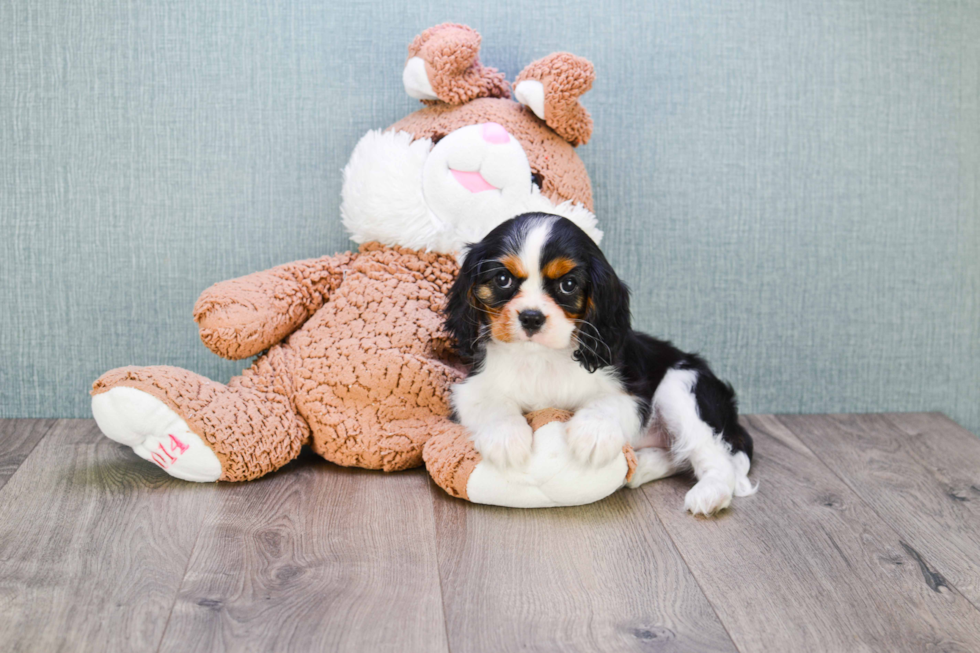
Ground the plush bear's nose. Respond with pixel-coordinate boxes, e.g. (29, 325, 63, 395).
(481, 122, 510, 144)
(518, 309, 546, 335)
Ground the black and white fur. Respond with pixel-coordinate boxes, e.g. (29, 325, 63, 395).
(445, 213, 756, 515)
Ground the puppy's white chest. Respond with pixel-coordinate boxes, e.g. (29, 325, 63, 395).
(482, 342, 617, 412)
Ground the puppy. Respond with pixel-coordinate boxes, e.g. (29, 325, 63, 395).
(444, 212, 756, 515)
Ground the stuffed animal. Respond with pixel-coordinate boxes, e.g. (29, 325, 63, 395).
(424, 408, 649, 508)
(91, 23, 639, 507)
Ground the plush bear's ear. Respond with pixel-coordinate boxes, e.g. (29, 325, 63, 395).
(403, 23, 510, 105)
(514, 53, 595, 146)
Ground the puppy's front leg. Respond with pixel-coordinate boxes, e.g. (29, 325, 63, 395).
(451, 377, 533, 468)
(567, 393, 642, 466)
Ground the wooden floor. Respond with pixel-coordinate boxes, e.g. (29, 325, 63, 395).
(1, 414, 979, 652)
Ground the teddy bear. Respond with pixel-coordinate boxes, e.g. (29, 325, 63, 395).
(90, 24, 622, 502)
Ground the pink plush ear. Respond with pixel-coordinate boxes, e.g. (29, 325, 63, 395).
(514, 53, 595, 146)
(404, 23, 510, 105)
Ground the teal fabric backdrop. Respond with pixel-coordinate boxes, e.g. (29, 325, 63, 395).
(2, 1, 978, 433)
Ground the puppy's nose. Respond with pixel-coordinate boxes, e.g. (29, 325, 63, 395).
(481, 122, 510, 144)
(518, 309, 546, 335)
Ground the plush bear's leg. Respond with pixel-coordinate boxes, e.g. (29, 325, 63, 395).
(298, 349, 464, 472)
(423, 419, 482, 500)
(91, 345, 310, 482)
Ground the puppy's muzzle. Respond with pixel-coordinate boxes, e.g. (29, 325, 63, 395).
(518, 309, 546, 335)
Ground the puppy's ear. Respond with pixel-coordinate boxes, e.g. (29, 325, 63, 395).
(444, 246, 486, 363)
(575, 256, 631, 373)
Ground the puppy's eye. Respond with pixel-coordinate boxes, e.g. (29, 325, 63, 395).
(531, 171, 544, 188)
(559, 277, 578, 294)
(494, 272, 514, 289)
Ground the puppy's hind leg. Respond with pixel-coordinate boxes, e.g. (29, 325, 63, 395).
(654, 368, 742, 516)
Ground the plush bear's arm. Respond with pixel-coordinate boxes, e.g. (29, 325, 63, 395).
(193, 252, 356, 359)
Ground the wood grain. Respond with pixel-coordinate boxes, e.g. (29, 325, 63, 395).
(776, 412, 980, 608)
(0, 418, 57, 490)
(158, 451, 449, 653)
(642, 414, 980, 653)
(0, 419, 214, 652)
(3, 415, 980, 653)
(431, 482, 737, 653)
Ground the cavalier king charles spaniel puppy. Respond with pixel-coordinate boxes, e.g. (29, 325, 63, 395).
(445, 212, 756, 515)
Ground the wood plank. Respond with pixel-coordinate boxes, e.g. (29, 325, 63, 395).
(776, 412, 980, 608)
(0, 419, 57, 491)
(158, 452, 449, 653)
(431, 482, 737, 653)
(641, 414, 980, 653)
(0, 419, 214, 653)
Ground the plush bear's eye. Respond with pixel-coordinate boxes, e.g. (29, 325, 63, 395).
(531, 171, 544, 188)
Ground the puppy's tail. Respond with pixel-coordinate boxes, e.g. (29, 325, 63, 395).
(732, 450, 758, 497)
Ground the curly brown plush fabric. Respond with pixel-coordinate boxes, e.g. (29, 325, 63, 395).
(422, 423, 482, 500)
(93, 243, 464, 480)
(390, 98, 594, 211)
(408, 23, 510, 105)
(516, 53, 595, 146)
(194, 252, 356, 360)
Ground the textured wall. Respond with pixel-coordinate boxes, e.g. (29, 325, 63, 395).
(2, 1, 978, 433)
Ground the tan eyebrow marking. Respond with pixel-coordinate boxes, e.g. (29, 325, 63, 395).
(543, 257, 577, 279)
(474, 285, 495, 302)
(500, 254, 528, 278)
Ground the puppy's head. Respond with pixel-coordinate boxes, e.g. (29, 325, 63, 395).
(445, 213, 631, 371)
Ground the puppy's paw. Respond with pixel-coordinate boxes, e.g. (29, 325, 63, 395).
(684, 478, 734, 516)
(566, 412, 627, 467)
(473, 417, 534, 468)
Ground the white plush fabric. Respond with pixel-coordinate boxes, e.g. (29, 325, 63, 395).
(514, 80, 546, 120)
(402, 56, 439, 101)
(92, 386, 222, 482)
(341, 127, 601, 254)
(341, 130, 447, 251)
(465, 420, 629, 508)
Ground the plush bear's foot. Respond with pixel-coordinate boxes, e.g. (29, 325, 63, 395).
(92, 386, 222, 482)
(425, 409, 636, 508)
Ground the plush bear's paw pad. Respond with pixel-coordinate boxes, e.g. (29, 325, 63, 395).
(92, 387, 222, 482)
(684, 477, 734, 516)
